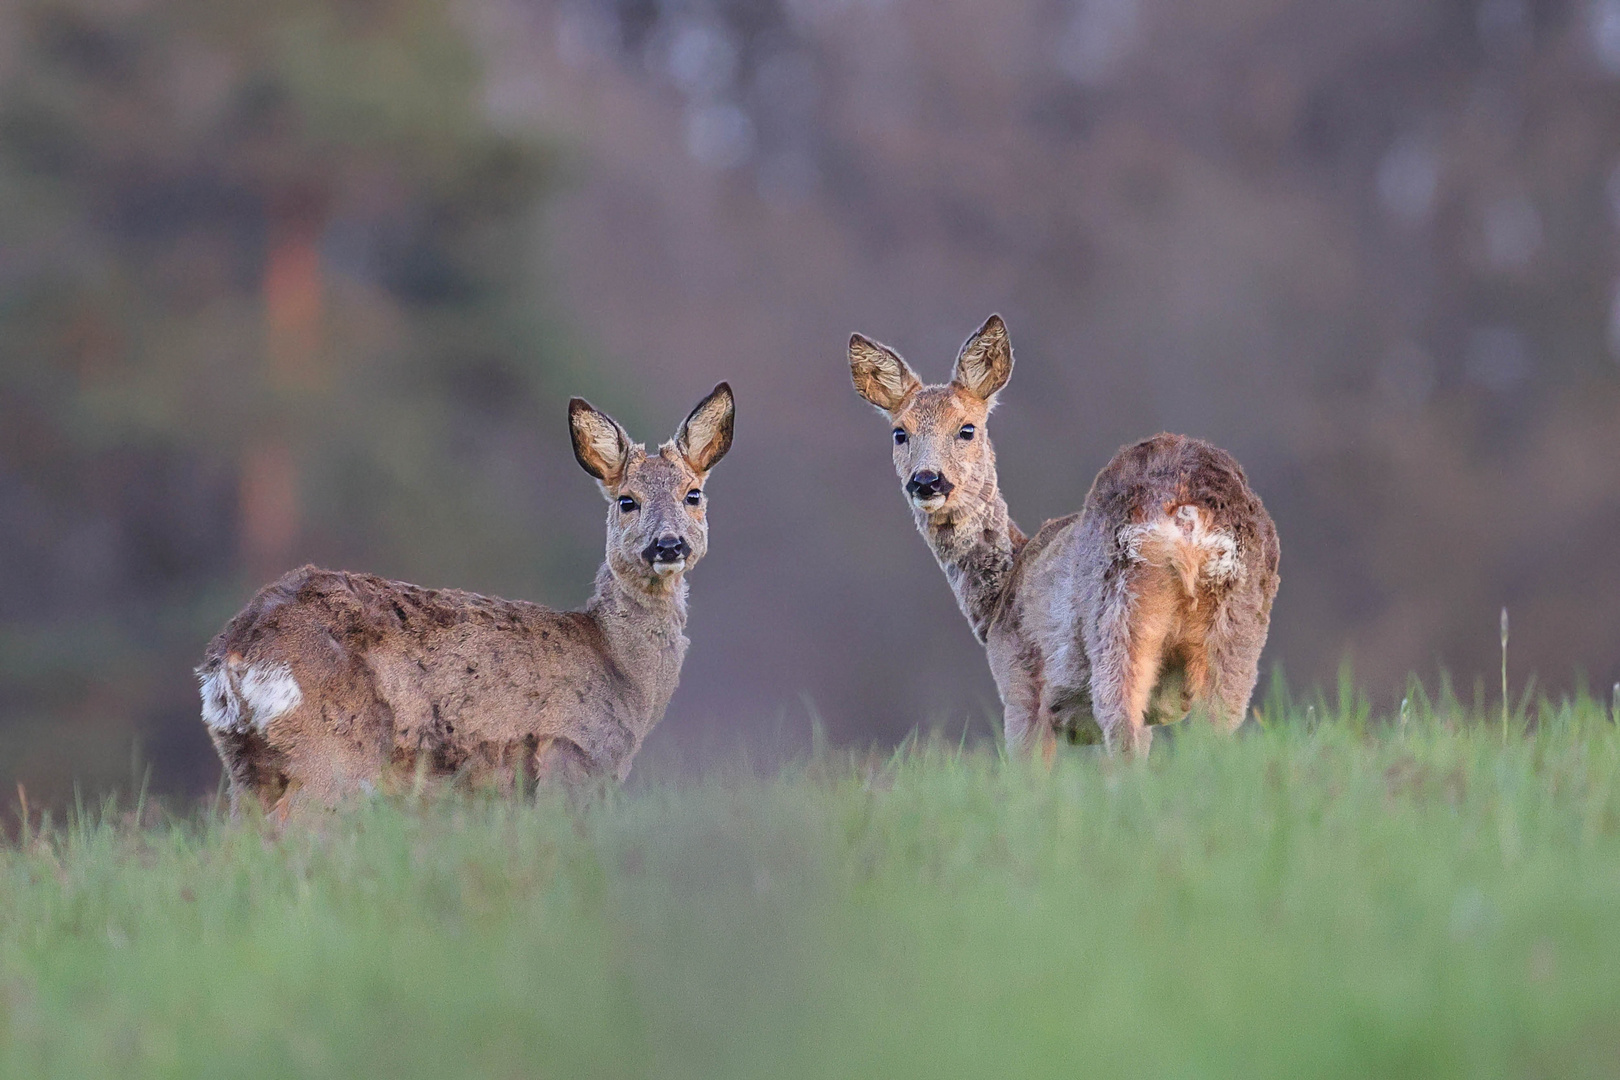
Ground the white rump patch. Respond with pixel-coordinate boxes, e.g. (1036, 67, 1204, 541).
(1200, 531, 1240, 584)
(1118, 506, 1242, 591)
(198, 668, 238, 733)
(241, 663, 302, 728)
(1117, 522, 1149, 561)
(198, 661, 302, 734)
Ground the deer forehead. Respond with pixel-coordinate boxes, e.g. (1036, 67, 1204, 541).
(894, 385, 984, 431)
(621, 446, 700, 498)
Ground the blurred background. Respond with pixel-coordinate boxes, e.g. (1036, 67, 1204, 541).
(2, 0, 1618, 804)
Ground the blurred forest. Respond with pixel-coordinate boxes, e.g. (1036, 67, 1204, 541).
(3, 0, 1619, 803)
(0, 0, 579, 800)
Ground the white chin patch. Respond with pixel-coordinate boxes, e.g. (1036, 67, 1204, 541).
(912, 495, 948, 513)
(653, 559, 686, 576)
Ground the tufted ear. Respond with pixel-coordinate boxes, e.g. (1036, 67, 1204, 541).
(674, 382, 735, 474)
(849, 333, 921, 413)
(951, 314, 1013, 402)
(569, 398, 633, 490)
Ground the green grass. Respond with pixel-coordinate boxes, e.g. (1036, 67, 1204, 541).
(4, 693, 1620, 1079)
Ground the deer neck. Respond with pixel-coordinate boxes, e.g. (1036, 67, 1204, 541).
(916, 467, 1025, 642)
(584, 561, 690, 709)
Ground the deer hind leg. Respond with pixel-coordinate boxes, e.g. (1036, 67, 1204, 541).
(1004, 690, 1055, 767)
(1086, 566, 1179, 757)
(269, 698, 392, 813)
(276, 740, 348, 814)
(1196, 617, 1266, 733)
(207, 727, 289, 819)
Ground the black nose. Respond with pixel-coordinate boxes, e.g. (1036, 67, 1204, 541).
(644, 534, 691, 564)
(906, 469, 954, 500)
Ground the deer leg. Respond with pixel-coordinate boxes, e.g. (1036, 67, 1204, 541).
(1086, 567, 1177, 757)
(989, 637, 1053, 761)
(208, 727, 290, 820)
(1041, 628, 1099, 746)
(271, 708, 386, 813)
(1004, 686, 1055, 764)
(1199, 619, 1265, 734)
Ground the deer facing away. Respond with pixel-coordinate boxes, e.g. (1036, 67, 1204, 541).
(198, 384, 735, 815)
(850, 316, 1279, 756)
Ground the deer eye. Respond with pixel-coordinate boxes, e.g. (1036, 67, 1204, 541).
(893, 428, 908, 445)
(685, 489, 702, 506)
(958, 424, 976, 441)
(618, 496, 638, 513)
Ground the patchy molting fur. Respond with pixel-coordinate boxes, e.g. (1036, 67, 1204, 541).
(197, 384, 735, 816)
(851, 315, 1280, 757)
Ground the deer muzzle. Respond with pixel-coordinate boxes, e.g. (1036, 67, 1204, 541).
(643, 534, 691, 569)
(906, 469, 954, 507)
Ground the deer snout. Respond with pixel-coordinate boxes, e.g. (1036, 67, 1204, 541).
(643, 534, 691, 566)
(906, 469, 954, 502)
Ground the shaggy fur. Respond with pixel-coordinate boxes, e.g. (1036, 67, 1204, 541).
(198, 385, 735, 815)
(850, 316, 1279, 756)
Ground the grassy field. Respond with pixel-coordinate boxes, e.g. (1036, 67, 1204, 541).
(3, 689, 1620, 1079)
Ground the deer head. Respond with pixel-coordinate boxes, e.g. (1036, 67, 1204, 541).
(570, 382, 735, 594)
(850, 314, 1013, 521)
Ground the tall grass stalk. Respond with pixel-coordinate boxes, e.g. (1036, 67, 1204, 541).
(1500, 607, 1510, 744)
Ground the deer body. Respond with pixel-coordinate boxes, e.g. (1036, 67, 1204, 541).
(199, 385, 735, 813)
(851, 317, 1278, 756)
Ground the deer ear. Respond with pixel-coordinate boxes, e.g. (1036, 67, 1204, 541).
(569, 398, 632, 489)
(952, 314, 1013, 402)
(675, 382, 735, 474)
(849, 333, 920, 412)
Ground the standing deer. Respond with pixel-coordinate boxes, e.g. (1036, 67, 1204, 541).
(198, 384, 735, 814)
(849, 316, 1279, 756)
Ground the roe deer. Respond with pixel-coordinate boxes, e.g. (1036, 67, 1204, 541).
(849, 316, 1278, 757)
(198, 384, 735, 814)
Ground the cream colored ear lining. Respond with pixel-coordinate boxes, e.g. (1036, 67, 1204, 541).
(956, 351, 1009, 399)
(690, 429, 729, 469)
(852, 338, 912, 390)
(876, 367, 910, 401)
(679, 393, 731, 444)
(584, 425, 624, 470)
(693, 411, 729, 448)
(855, 361, 912, 408)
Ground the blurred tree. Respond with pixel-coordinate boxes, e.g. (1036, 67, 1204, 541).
(0, 0, 570, 802)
